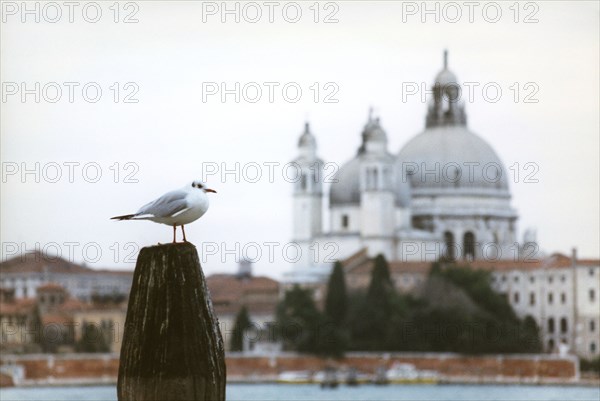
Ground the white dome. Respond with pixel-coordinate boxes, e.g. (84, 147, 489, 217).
(329, 154, 411, 207)
(434, 68, 458, 86)
(398, 125, 510, 197)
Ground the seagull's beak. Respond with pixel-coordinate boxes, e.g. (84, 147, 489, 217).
(205, 188, 217, 193)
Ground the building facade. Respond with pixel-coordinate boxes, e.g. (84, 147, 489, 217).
(286, 52, 522, 287)
(0, 252, 132, 301)
(340, 249, 599, 359)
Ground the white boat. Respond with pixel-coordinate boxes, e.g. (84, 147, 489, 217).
(379, 363, 439, 384)
(276, 370, 313, 384)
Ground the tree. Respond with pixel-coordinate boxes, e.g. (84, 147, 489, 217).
(230, 306, 252, 352)
(325, 261, 347, 325)
(350, 254, 396, 351)
(76, 322, 110, 353)
(323, 261, 349, 357)
(275, 285, 327, 355)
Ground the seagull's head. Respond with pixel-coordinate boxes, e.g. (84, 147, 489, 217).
(190, 180, 217, 194)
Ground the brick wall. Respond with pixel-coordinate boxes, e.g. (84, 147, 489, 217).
(0, 352, 578, 386)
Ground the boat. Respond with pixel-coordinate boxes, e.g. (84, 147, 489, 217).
(382, 363, 439, 384)
(314, 367, 338, 389)
(276, 370, 313, 384)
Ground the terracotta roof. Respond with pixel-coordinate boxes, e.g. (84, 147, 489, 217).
(343, 253, 599, 276)
(206, 274, 279, 316)
(36, 283, 66, 292)
(41, 313, 73, 326)
(0, 298, 37, 315)
(0, 252, 133, 276)
(57, 298, 90, 312)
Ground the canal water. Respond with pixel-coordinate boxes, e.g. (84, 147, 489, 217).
(1, 383, 599, 401)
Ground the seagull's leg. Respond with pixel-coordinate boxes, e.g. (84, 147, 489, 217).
(181, 225, 188, 242)
(172, 225, 177, 243)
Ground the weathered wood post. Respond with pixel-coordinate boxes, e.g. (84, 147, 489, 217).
(118, 242, 226, 401)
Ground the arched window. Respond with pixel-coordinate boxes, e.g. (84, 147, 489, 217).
(444, 231, 455, 261)
(548, 339, 555, 352)
(560, 317, 568, 333)
(463, 232, 475, 260)
(548, 317, 555, 333)
(372, 168, 379, 189)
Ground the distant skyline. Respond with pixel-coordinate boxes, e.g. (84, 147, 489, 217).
(1, 1, 598, 278)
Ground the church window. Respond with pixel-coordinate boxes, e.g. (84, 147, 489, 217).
(560, 317, 568, 333)
(590, 289, 596, 302)
(372, 168, 379, 189)
(513, 292, 520, 303)
(529, 292, 536, 306)
(589, 268, 594, 276)
(591, 342, 597, 353)
(444, 231, 455, 261)
(548, 317, 555, 333)
(341, 215, 349, 229)
(548, 339, 555, 351)
(463, 232, 475, 260)
(561, 293, 566, 304)
(548, 293, 553, 304)
(590, 320, 596, 333)
(548, 275, 553, 284)
(530, 276, 535, 283)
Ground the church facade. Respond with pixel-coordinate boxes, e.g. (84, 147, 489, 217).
(288, 52, 521, 283)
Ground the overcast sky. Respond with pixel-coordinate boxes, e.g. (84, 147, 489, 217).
(1, 1, 598, 278)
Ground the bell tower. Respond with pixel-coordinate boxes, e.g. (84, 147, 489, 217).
(292, 122, 323, 258)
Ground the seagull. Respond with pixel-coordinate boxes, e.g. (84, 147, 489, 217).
(111, 180, 217, 243)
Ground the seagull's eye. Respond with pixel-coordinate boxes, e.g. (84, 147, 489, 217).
(198, 184, 204, 189)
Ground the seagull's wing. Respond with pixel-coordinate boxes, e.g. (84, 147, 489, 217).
(136, 190, 190, 218)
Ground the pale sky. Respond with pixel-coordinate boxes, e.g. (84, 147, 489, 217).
(1, 1, 599, 278)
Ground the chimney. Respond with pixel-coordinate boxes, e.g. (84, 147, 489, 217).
(571, 247, 577, 267)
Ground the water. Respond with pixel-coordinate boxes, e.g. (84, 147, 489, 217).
(1, 384, 599, 401)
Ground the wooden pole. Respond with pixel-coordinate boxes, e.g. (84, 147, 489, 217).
(117, 242, 226, 401)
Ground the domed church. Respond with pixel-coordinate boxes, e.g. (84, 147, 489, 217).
(288, 52, 519, 283)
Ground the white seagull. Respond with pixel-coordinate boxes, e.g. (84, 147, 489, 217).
(111, 180, 217, 243)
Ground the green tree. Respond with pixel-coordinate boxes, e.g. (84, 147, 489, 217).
(323, 261, 349, 358)
(75, 322, 110, 353)
(275, 285, 325, 354)
(350, 254, 396, 351)
(230, 306, 252, 352)
(325, 261, 347, 325)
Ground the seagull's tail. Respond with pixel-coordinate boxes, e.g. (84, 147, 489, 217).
(110, 213, 137, 221)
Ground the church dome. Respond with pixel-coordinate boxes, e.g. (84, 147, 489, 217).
(329, 155, 412, 208)
(434, 68, 458, 86)
(398, 125, 510, 196)
(330, 113, 411, 208)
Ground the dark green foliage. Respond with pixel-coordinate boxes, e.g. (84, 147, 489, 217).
(350, 254, 398, 351)
(275, 285, 326, 354)
(75, 321, 110, 353)
(325, 262, 347, 325)
(580, 357, 600, 374)
(230, 306, 252, 352)
(347, 261, 542, 354)
(323, 261, 350, 358)
(433, 264, 516, 320)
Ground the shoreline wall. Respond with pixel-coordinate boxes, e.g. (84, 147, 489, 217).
(0, 352, 579, 387)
